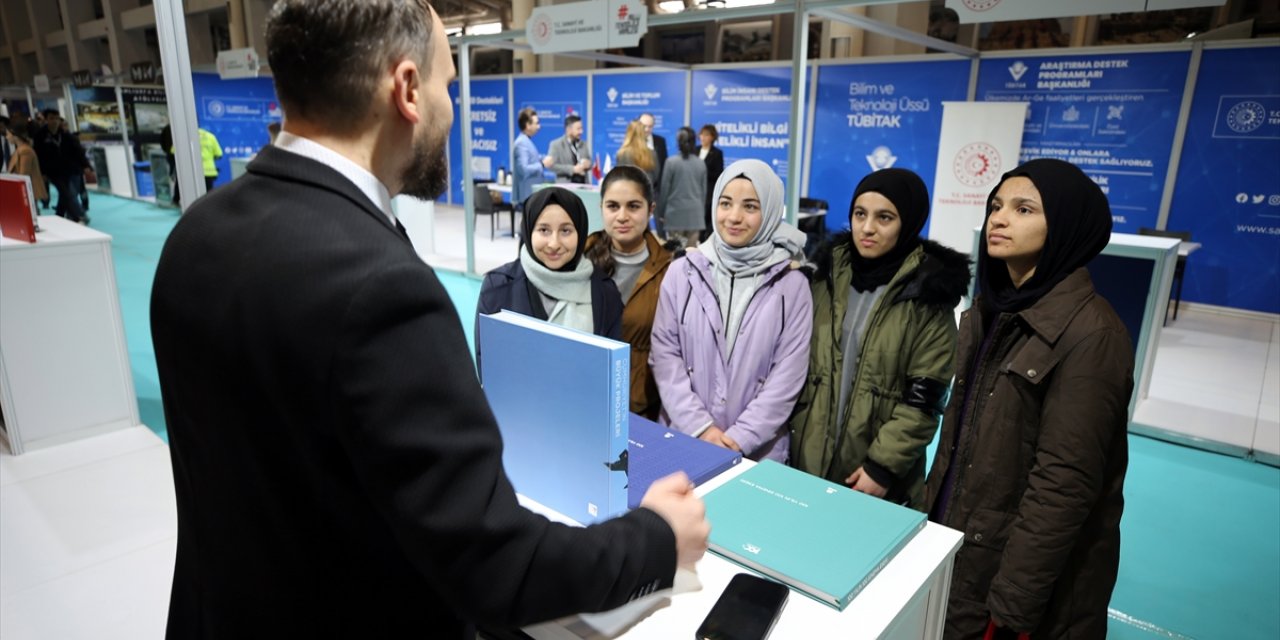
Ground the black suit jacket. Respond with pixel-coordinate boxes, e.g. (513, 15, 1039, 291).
(652, 134, 669, 194)
(152, 146, 676, 639)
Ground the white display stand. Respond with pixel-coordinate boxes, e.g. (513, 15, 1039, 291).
(521, 461, 963, 640)
(230, 157, 252, 181)
(0, 216, 140, 454)
(102, 143, 135, 199)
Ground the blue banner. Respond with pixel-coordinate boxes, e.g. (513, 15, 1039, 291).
(1166, 46, 1280, 314)
(590, 71, 686, 171)
(514, 75, 589, 169)
(690, 66, 794, 189)
(809, 60, 971, 233)
(976, 51, 1190, 233)
(448, 79, 510, 205)
(192, 73, 282, 188)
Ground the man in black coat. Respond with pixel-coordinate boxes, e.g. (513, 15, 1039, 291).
(150, 2, 708, 638)
(637, 112, 668, 237)
(33, 110, 89, 223)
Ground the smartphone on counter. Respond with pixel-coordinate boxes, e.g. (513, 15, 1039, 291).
(695, 573, 790, 640)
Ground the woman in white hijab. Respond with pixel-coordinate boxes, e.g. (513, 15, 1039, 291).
(649, 159, 813, 462)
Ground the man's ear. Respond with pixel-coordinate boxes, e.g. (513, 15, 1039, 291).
(391, 59, 422, 125)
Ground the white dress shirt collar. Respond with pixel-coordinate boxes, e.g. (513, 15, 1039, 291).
(274, 131, 395, 224)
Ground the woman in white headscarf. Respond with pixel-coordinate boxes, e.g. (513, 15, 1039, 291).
(649, 159, 813, 461)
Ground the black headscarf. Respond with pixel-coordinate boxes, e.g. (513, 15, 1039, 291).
(847, 168, 930, 292)
(521, 187, 590, 272)
(979, 158, 1112, 313)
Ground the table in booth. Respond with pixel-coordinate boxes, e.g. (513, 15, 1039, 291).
(0, 216, 140, 453)
(519, 459, 964, 640)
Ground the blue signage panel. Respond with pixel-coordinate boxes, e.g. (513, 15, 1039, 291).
(809, 60, 971, 233)
(448, 78, 510, 205)
(514, 75, 589, 168)
(690, 66, 795, 189)
(590, 71, 687, 171)
(1166, 46, 1280, 314)
(192, 73, 282, 188)
(976, 51, 1190, 233)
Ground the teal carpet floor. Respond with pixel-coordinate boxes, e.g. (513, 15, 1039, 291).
(86, 192, 1278, 639)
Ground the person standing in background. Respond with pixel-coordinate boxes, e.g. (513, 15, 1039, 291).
(160, 123, 180, 207)
(5, 125, 50, 205)
(0, 116, 13, 173)
(616, 121, 658, 202)
(33, 110, 90, 224)
(656, 127, 706, 248)
(513, 106, 553, 212)
(547, 114, 592, 184)
(199, 127, 223, 193)
(637, 113, 668, 236)
(698, 125, 724, 242)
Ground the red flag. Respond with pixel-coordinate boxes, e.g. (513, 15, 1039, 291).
(592, 154, 602, 182)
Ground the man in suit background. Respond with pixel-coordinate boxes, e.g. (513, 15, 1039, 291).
(513, 106, 552, 211)
(150, 1, 708, 638)
(547, 113, 592, 184)
(637, 112, 669, 236)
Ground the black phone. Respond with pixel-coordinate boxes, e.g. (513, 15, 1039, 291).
(695, 573, 790, 640)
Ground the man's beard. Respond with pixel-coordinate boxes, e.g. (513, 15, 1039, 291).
(399, 124, 449, 200)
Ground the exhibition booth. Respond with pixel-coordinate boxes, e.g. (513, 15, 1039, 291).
(2, 2, 1276, 464)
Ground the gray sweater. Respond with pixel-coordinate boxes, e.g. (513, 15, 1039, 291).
(657, 154, 707, 232)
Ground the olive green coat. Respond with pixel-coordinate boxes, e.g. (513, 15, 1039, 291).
(790, 238, 970, 509)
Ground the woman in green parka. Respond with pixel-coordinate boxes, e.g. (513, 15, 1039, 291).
(790, 168, 970, 510)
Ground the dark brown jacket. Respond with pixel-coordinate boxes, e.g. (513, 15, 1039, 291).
(926, 268, 1132, 639)
(586, 230, 675, 420)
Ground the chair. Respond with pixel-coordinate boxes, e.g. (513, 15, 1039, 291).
(1138, 227, 1192, 322)
(473, 183, 515, 241)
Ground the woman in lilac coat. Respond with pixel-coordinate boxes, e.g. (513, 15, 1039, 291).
(650, 159, 813, 462)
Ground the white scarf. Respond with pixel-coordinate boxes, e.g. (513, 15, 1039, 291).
(519, 246, 595, 334)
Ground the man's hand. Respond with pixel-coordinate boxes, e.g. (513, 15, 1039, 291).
(542, 156, 554, 169)
(640, 472, 710, 570)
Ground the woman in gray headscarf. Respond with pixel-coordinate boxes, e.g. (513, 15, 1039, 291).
(649, 159, 813, 462)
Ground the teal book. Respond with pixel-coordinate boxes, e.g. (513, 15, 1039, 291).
(478, 311, 630, 525)
(703, 460, 927, 610)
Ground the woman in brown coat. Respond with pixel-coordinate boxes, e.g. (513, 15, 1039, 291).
(584, 165, 679, 420)
(926, 158, 1133, 639)
(6, 127, 49, 204)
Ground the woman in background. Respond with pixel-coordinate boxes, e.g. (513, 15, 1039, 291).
(477, 187, 622, 361)
(926, 158, 1132, 639)
(584, 166, 681, 420)
(5, 126, 49, 206)
(698, 124, 724, 242)
(656, 127, 706, 248)
(790, 168, 969, 510)
(650, 159, 812, 461)
(615, 121, 658, 204)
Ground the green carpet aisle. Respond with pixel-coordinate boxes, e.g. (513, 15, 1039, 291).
(88, 193, 1277, 639)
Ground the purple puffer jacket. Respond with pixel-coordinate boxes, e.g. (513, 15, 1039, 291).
(650, 250, 813, 461)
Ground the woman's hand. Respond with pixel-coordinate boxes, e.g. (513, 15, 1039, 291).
(846, 466, 888, 498)
(699, 426, 742, 452)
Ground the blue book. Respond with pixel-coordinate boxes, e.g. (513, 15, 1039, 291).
(703, 460, 927, 610)
(624, 413, 743, 509)
(478, 311, 629, 524)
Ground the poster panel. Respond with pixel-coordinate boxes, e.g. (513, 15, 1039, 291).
(590, 71, 687, 174)
(929, 101, 1028, 254)
(690, 66, 794, 188)
(809, 59, 971, 232)
(448, 78, 510, 206)
(1166, 46, 1280, 313)
(514, 75, 589, 176)
(976, 51, 1191, 232)
(192, 73, 282, 188)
